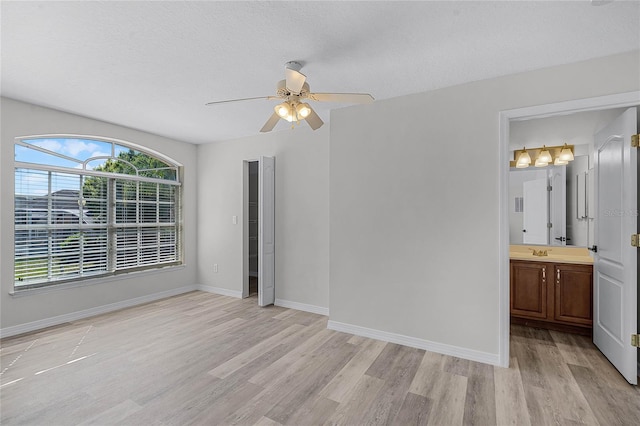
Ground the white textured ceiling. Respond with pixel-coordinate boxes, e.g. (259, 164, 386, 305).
(2, 1, 639, 144)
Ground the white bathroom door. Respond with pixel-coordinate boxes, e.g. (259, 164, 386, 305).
(550, 167, 567, 246)
(593, 107, 637, 385)
(258, 156, 275, 307)
(523, 178, 548, 245)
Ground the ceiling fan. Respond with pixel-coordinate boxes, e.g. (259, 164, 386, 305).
(205, 61, 374, 133)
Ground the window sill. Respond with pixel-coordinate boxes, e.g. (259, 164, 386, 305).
(9, 264, 185, 298)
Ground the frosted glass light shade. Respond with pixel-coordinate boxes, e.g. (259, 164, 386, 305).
(554, 157, 568, 165)
(538, 147, 552, 163)
(559, 145, 574, 161)
(275, 102, 296, 122)
(275, 103, 291, 119)
(516, 150, 531, 168)
(296, 103, 311, 118)
(535, 157, 549, 167)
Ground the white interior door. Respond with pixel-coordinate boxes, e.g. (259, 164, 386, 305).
(550, 167, 567, 246)
(593, 107, 637, 385)
(523, 178, 548, 245)
(258, 156, 275, 306)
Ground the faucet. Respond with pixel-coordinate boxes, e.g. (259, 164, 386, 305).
(529, 248, 549, 257)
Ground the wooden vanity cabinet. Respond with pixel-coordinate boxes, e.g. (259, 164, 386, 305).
(510, 261, 548, 320)
(553, 263, 593, 326)
(510, 260, 593, 334)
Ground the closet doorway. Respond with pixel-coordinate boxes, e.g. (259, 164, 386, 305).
(242, 157, 275, 306)
(247, 161, 259, 297)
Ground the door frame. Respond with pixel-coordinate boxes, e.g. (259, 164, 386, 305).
(498, 91, 640, 368)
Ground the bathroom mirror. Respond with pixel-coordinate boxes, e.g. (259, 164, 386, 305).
(509, 155, 592, 247)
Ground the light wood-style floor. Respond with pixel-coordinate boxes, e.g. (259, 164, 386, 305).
(1, 291, 638, 425)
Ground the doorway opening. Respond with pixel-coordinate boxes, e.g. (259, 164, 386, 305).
(499, 92, 639, 378)
(247, 161, 259, 298)
(242, 156, 276, 306)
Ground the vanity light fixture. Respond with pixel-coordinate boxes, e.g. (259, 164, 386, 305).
(510, 144, 575, 169)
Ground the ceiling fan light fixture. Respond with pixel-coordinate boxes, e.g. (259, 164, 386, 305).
(275, 102, 291, 119)
(296, 103, 311, 118)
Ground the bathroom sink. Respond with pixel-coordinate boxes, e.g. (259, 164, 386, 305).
(509, 245, 593, 265)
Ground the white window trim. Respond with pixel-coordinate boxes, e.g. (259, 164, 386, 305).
(13, 134, 184, 292)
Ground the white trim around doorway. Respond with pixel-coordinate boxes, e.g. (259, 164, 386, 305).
(498, 91, 640, 368)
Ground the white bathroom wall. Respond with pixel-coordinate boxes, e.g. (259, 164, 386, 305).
(196, 125, 329, 312)
(0, 97, 198, 334)
(329, 51, 640, 361)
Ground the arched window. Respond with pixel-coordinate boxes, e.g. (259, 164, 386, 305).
(14, 135, 182, 290)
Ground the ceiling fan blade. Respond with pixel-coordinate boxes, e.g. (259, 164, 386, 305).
(205, 96, 280, 106)
(285, 68, 306, 94)
(306, 92, 374, 104)
(260, 112, 281, 133)
(304, 107, 324, 130)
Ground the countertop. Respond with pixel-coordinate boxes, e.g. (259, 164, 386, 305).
(509, 245, 594, 265)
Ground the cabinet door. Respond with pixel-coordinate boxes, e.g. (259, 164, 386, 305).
(511, 261, 548, 319)
(554, 263, 593, 326)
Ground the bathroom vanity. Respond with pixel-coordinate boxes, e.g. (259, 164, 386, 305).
(510, 246, 593, 335)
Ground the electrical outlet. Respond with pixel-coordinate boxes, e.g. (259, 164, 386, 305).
(213, 264, 218, 273)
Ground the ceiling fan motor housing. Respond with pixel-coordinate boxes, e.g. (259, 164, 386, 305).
(276, 79, 310, 99)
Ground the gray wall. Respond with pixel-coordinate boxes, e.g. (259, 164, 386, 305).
(196, 126, 330, 310)
(0, 98, 198, 330)
(329, 51, 639, 356)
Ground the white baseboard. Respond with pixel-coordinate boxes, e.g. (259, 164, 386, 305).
(0, 285, 198, 339)
(327, 320, 500, 366)
(275, 299, 329, 316)
(196, 284, 243, 298)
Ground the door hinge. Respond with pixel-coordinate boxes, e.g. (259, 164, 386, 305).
(547, 223, 553, 229)
(547, 185, 552, 192)
(632, 134, 639, 148)
(632, 334, 640, 348)
(632, 234, 640, 248)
